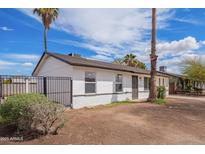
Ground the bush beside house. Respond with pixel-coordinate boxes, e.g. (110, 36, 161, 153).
(0, 93, 65, 138)
(155, 86, 166, 104)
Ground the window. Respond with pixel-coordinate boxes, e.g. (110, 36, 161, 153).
(144, 77, 150, 90)
(162, 78, 165, 86)
(85, 72, 96, 93)
(159, 78, 161, 86)
(165, 78, 169, 87)
(115, 74, 123, 92)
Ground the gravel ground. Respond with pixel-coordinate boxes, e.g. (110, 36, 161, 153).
(1, 97, 205, 145)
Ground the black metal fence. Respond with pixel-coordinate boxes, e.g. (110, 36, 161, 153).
(0, 75, 72, 107)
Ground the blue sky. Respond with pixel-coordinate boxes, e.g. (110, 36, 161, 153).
(0, 8, 205, 75)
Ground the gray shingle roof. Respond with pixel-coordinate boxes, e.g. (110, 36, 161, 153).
(157, 71, 183, 78)
(33, 52, 169, 77)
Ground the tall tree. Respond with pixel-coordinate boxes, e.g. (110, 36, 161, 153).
(148, 8, 158, 102)
(112, 53, 147, 69)
(112, 58, 123, 65)
(137, 61, 146, 70)
(33, 8, 59, 52)
(123, 53, 138, 67)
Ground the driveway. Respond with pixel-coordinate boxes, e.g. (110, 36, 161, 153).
(168, 95, 205, 101)
(2, 97, 205, 144)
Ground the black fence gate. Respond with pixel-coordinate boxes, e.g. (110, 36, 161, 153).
(0, 75, 72, 107)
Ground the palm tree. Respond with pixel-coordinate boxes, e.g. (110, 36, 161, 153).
(112, 58, 123, 65)
(33, 8, 59, 52)
(137, 61, 146, 69)
(123, 53, 137, 67)
(148, 8, 158, 102)
(112, 54, 147, 69)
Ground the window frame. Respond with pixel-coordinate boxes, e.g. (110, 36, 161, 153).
(85, 72, 96, 94)
(162, 78, 165, 86)
(159, 78, 161, 86)
(144, 77, 150, 91)
(115, 74, 123, 92)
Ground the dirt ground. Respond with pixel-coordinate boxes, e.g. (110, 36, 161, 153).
(1, 97, 205, 145)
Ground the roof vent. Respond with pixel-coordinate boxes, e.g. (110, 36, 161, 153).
(159, 66, 167, 72)
(68, 53, 81, 57)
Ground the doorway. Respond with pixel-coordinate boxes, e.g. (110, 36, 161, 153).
(132, 76, 138, 100)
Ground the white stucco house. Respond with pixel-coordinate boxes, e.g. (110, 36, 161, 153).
(32, 52, 169, 109)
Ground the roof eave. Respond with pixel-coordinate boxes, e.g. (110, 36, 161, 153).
(32, 52, 46, 76)
(32, 52, 169, 78)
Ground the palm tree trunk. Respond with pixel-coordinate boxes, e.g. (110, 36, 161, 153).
(44, 27, 48, 52)
(148, 8, 158, 102)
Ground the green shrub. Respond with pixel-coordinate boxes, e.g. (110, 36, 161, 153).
(107, 100, 133, 107)
(155, 98, 166, 105)
(157, 86, 166, 99)
(0, 93, 65, 135)
(0, 115, 8, 125)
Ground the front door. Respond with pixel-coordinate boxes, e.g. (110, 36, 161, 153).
(169, 82, 175, 94)
(132, 76, 138, 100)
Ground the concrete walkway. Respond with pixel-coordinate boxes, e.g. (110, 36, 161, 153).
(168, 95, 205, 101)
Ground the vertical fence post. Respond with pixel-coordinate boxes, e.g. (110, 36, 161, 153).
(0, 75, 2, 102)
(43, 77, 47, 96)
(25, 78, 29, 93)
(70, 79, 73, 109)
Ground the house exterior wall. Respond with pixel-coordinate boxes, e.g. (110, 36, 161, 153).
(72, 66, 132, 108)
(156, 76, 169, 96)
(138, 74, 150, 99)
(36, 57, 169, 109)
(72, 66, 169, 108)
(37, 57, 74, 77)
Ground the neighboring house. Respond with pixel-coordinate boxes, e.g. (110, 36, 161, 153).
(158, 67, 184, 94)
(158, 66, 205, 95)
(32, 52, 169, 109)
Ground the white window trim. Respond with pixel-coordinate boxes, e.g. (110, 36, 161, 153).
(162, 78, 165, 86)
(159, 78, 161, 86)
(85, 72, 97, 94)
(114, 74, 123, 93)
(144, 77, 150, 91)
